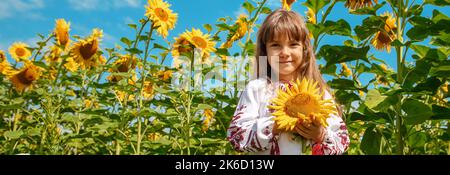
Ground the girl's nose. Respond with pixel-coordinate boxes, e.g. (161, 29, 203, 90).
(279, 46, 289, 58)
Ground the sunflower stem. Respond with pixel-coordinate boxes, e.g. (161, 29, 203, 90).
(394, 0, 406, 155)
(34, 34, 55, 62)
(136, 23, 155, 155)
(320, 0, 337, 25)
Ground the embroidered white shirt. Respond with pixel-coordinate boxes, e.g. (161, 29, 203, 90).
(227, 78, 350, 155)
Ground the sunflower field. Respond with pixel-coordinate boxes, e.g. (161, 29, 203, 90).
(0, 0, 448, 155)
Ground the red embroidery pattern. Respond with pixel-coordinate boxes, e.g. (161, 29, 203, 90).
(312, 120, 350, 155)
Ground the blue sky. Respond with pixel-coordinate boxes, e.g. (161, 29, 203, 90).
(0, 0, 447, 86)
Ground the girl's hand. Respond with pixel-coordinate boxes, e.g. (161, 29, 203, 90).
(294, 117, 326, 143)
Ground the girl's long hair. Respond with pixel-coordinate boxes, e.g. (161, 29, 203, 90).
(255, 9, 343, 117)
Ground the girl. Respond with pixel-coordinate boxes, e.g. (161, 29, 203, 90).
(226, 9, 350, 155)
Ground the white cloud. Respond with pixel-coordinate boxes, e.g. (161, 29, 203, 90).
(0, 0, 45, 19)
(68, 0, 143, 11)
(102, 31, 119, 48)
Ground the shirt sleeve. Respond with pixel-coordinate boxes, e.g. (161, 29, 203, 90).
(227, 82, 276, 152)
(312, 91, 350, 155)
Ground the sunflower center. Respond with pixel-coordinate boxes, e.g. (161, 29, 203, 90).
(285, 93, 320, 117)
(15, 48, 26, 57)
(79, 39, 98, 60)
(155, 8, 169, 21)
(377, 32, 392, 44)
(0, 54, 5, 62)
(58, 32, 69, 46)
(17, 68, 37, 85)
(191, 36, 207, 49)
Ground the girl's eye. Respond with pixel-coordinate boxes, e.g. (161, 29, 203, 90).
(290, 43, 301, 47)
(270, 44, 280, 47)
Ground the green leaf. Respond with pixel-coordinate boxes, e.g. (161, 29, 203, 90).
(430, 105, 450, 120)
(328, 79, 359, 90)
(406, 4, 424, 17)
(410, 44, 447, 61)
(4, 130, 24, 139)
(120, 37, 132, 48)
(408, 132, 428, 148)
(261, 7, 272, 14)
(429, 61, 450, 77)
(355, 16, 385, 40)
(26, 128, 41, 137)
(430, 33, 450, 46)
(432, 9, 449, 23)
(402, 59, 430, 89)
(425, 0, 450, 6)
(0, 104, 22, 109)
(364, 89, 387, 110)
(323, 19, 352, 36)
(407, 26, 429, 41)
(319, 45, 370, 65)
(216, 23, 232, 31)
(320, 64, 337, 76)
(128, 24, 137, 30)
(197, 104, 213, 110)
(154, 86, 170, 94)
(402, 99, 433, 125)
(335, 90, 360, 105)
(204, 24, 213, 33)
(409, 16, 433, 26)
(302, 0, 331, 14)
(411, 76, 442, 94)
(125, 48, 143, 55)
(361, 126, 382, 155)
(153, 43, 168, 51)
(242, 1, 255, 14)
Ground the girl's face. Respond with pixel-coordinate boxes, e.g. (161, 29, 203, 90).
(266, 35, 303, 81)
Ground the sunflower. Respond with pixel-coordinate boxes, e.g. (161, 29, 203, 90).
(172, 33, 192, 59)
(156, 70, 172, 81)
(0, 50, 6, 62)
(221, 14, 249, 49)
(71, 28, 103, 69)
(268, 78, 337, 131)
(340, 63, 352, 77)
(371, 12, 397, 53)
(375, 75, 389, 86)
(8, 61, 42, 92)
(147, 132, 162, 141)
(115, 90, 135, 103)
(0, 50, 11, 75)
(9, 42, 32, 62)
(46, 45, 62, 63)
(142, 81, 155, 99)
(345, 0, 378, 10)
(185, 28, 217, 62)
(107, 55, 137, 82)
(54, 19, 71, 48)
(84, 98, 99, 109)
(202, 109, 215, 132)
(64, 57, 79, 72)
(306, 7, 316, 24)
(281, 0, 297, 11)
(145, 0, 178, 38)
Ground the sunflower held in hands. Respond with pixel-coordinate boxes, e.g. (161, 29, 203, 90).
(268, 78, 337, 132)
